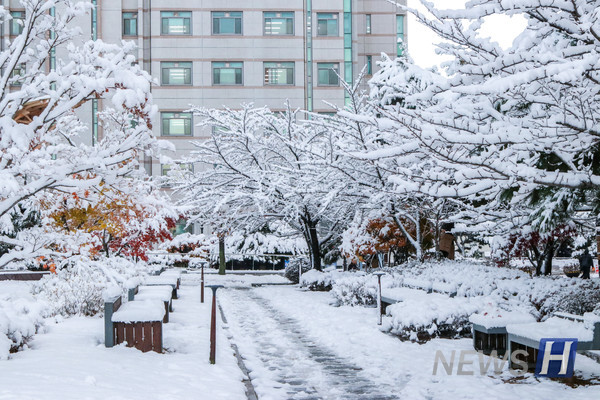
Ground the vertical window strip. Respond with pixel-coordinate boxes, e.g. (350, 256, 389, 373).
(306, 0, 313, 111)
(343, 0, 352, 104)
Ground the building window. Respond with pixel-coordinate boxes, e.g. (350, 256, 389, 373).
(161, 62, 192, 85)
(316, 13, 338, 37)
(317, 63, 340, 86)
(397, 15, 405, 56)
(264, 12, 294, 35)
(212, 12, 242, 35)
(366, 14, 371, 34)
(10, 64, 25, 86)
(264, 62, 294, 85)
(161, 11, 191, 35)
(162, 163, 193, 176)
(366, 55, 372, 75)
(10, 11, 24, 35)
(123, 12, 138, 36)
(212, 62, 243, 85)
(170, 217, 193, 236)
(161, 112, 192, 136)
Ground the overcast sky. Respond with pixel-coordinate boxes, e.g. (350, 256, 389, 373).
(406, 0, 528, 69)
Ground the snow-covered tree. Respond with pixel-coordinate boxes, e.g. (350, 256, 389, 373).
(315, 68, 456, 261)
(173, 104, 353, 270)
(0, 1, 157, 267)
(375, 0, 600, 230)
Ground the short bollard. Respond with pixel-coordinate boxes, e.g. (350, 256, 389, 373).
(201, 263, 205, 303)
(207, 285, 224, 364)
(373, 271, 385, 325)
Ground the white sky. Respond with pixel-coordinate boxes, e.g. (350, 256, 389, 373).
(406, 0, 527, 69)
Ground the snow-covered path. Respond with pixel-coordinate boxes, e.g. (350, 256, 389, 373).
(219, 285, 600, 400)
(220, 287, 401, 400)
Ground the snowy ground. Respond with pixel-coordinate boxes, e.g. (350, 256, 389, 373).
(0, 282, 246, 400)
(220, 285, 600, 400)
(1, 273, 599, 399)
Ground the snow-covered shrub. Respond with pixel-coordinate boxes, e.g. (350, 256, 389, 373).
(0, 283, 50, 360)
(284, 258, 311, 284)
(299, 269, 336, 291)
(330, 273, 378, 306)
(527, 278, 600, 319)
(384, 296, 482, 343)
(32, 257, 149, 317)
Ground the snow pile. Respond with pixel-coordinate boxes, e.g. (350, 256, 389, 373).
(32, 257, 150, 317)
(299, 269, 339, 291)
(0, 282, 50, 360)
(469, 308, 536, 329)
(384, 294, 483, 342)
(330, 272, 378, 306)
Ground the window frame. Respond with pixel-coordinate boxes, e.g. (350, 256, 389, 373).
(366, 55, 373, 75)
(366, 14, 372, 34)
(160, 11, 192, 35)
(161, 61, 193, 86)
(263, 62, 295, 86)
(263, 12, 294, 36)
(212, 62, 244, 86)
(316, 13, 339, 37)
(317, 63, 340, 87)
(212, 11, 243, 35)
(10, 11, 24, 36)
(122, 12, 138, 37)
(161, 112, 193, 137)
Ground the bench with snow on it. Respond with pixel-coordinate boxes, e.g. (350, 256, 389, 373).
(469, 311, 535, 357)
(105, 296, 165, 353)
(506, 312, 600, 371)
(128, 285, 173, 323)
(160, 270, 182, 290)
(145, 275, 179, 299)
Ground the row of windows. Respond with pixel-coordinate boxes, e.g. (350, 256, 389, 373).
(9, 10, 400, 38)
(160, 61, 345, 86)
(122, 11, 379, 37)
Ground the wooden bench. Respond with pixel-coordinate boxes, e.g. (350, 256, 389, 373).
(470, 311, 535, 357)
(104, 296, 165, 353)
(506, 312, 600, 371)
(160, 270, 182, 290)
(129, 285, 173, 323)
(145, 275, 179, 299)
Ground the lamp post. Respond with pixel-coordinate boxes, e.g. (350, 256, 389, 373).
(207, 285, 224, 364)
(373, 271, 385, 325)
(200, 262, 205, 303)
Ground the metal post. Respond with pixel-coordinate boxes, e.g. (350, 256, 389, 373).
(201, 263, 205, 303)
(207, 285, 224, 364)
(373, 272, 385, 325)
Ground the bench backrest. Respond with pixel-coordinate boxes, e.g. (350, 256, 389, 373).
(594, 322, 600, 349)
(127, 286, 139, 301)
(104, 295, 122, 347)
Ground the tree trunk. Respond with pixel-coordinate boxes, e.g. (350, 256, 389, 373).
(308, 223, 322, 271)
(218, 236, 226, 275)
(543, 239, 554, 276)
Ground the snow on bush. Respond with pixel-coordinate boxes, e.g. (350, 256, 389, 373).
(384, 295, 482, 343)
(284, 258, 311, 284)
(32, 257, 150, 317)
(330, 272, 378, 306)
(0, 283, 50, 360)
(323, 260, 600, 342)
(299, 269, 337, 291)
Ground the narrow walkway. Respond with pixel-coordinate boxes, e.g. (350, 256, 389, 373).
(219, 288, 400, 400)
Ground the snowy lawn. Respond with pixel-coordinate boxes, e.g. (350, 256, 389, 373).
(0, 284, 246, 400)
(221, 285, 600, 400)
